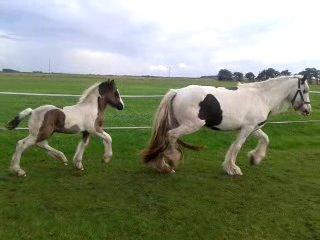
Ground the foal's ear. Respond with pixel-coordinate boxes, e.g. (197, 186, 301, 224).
(98, 81, 109, 95)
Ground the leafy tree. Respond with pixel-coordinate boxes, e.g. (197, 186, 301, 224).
(299, 68, 319, 80)
(280, 70, 291, 76)
(217, 69, 233, 81)
(2, 68, 19, 73)
(233, 72, 244, 81)
(245, 72, 255, 82)
(256, 68, 280, 81)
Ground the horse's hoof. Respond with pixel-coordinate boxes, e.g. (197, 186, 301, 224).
(224, 165, 243, 176)
(248, 152, 264, 165)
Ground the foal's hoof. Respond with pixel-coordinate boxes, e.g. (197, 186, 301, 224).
(17, 169, 27, 177)
(103, 156, 112, 164)
(10, 167, 26, 177)
(75, 162, 84, 171)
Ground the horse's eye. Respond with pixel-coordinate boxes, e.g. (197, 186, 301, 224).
(115, 91, 119, 98)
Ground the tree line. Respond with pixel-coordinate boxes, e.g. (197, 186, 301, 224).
(201, 68, 320, 82)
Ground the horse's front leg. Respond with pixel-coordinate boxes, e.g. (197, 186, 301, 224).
(223, 127, 254, 175)
(248, 129, 269, 165)
(93, 130, 112, 164)
(73, 131, 90, 170)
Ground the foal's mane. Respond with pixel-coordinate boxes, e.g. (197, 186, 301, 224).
(78, 82, 100, 103)
(237, 76, 297, 90)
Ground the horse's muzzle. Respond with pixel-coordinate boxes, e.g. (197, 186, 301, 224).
(116, 103, 124, 110)
(302, 109, 310, 116)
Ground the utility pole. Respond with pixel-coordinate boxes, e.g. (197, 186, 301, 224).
(49, 59, 51, 73)
(168, 66, 171, 78)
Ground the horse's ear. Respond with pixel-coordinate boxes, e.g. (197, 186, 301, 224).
(110, 79, 115, 87)
(98, 81, 108, 95)
(301, 74, 308, 83)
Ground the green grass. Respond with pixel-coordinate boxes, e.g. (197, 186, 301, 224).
(0, 73, 319, 239)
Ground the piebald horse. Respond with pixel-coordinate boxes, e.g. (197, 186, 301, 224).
(142, 75, 311, 175)
(6, 79, 124, 177)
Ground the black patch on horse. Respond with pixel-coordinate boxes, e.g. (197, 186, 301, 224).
(198, 94, 223, 130)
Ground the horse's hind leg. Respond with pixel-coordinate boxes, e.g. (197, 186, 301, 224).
(248, 129, 269, 165)
(165, 124, 202, 168)
(73, 132, 90, 170)
(37, 140, 68, 165)
(10, 135, 36, 177)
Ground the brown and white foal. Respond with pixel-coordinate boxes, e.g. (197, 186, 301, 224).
(6, 79, 124, 177)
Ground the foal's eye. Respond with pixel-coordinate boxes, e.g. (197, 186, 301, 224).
(115, 91, 119, 98)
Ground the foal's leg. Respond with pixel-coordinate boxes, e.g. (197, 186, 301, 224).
(93, 130, 112, 163)
(10, 135, 36, 177)
(73, 132, 90, 170)
(248, 129, 269, 165)
(37, 140, 68, 165)
(222, 127, 254, 175)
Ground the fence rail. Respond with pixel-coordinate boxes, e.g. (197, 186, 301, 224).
(1, 120, 320, 131)
(0, 91, 319, 131)
(1, 91, 320, 98)
(0, 91, 163, 98)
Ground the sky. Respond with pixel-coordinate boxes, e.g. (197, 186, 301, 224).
(0, 0, 320, 77)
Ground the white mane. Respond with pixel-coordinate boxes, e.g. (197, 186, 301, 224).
(78, 82, 100, 104)
(237, 76, 297, 90)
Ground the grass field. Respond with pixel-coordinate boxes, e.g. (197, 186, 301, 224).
(0, 73, 319, 239)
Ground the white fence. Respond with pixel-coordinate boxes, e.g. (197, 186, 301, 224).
(0, 91, 320, 131)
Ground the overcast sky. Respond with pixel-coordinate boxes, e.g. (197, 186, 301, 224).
(1, 0, 320, 77)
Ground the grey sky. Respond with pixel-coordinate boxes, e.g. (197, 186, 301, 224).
(1, 0, 319, 77)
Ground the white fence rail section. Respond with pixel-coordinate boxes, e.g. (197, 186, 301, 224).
(0, 90, 320, 131)
(1, 91, 320, 98)
(1, 120, 320, 131)
(0, 91, 164, 98)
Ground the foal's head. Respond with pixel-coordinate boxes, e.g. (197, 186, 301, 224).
(98, 79, 124, 110)
(290, 76, 311, 116)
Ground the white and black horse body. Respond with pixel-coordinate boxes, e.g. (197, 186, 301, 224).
(143, 75, 311, 175)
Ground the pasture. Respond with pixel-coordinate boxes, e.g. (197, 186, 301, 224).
(0, 73, 319, 239)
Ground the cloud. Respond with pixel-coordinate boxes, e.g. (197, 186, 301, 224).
(149, 65, 168, 73)
(177, 63, 188, 69)
(0, 0, 319, 76)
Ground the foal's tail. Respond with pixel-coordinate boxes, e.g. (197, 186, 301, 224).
(142, 90, 201, 163)
(6, 108, 33, 130)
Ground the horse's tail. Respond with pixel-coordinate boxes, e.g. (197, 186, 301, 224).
(142, 90, 202, 163)
(6, 108, 33, 130)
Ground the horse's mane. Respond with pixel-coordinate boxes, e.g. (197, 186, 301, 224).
(78, 82, 100, 103)
(237, 76, 298, 90)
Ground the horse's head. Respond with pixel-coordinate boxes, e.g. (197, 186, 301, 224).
(98, 79, 124, 110)
(290, 76, 311, 116)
